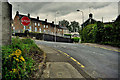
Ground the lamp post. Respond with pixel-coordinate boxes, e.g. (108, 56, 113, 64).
(77, 10, 84, 29)
(55, 12, 59, 42)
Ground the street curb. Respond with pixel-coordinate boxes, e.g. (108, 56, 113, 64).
(81, 43, 120, 52)
(31, 50, 47, 79)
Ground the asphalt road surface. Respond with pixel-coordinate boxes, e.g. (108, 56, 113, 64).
(35, 40, 119, 78)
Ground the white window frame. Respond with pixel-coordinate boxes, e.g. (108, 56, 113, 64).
(35, 23, 37, 26)
(35, 27, 37, 32)
(39, 28, 41, 33)
(46, 25, 48, 28)
(44, 25, 46, 28)
(29, 26, 31, 31)
(38, 23, 40, 26)
(24, 26, 26, 30)
(44, 29, 46, 32)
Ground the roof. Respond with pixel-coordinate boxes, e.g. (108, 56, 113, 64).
(81, 18, 97, 27)
(16, 14, 47, 24)
(15, 11, 68, 30)
(115, 15, 120, 22)
(59, 26, 68, 30)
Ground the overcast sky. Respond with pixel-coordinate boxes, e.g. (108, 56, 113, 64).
(8, 0, 119, 26)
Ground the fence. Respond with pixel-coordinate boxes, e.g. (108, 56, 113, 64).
(14, 33, 73, 43)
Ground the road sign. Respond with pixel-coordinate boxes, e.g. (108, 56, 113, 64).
(21, 16, 30, 26)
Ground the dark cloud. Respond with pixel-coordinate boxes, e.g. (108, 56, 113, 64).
(10, 2, 117, 24)
(11, 2, 112, 16)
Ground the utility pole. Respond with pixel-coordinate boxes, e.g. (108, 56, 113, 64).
(17, 4, 20, 11)
(55, 12, 59, 42)
(102, 17, 103, 23)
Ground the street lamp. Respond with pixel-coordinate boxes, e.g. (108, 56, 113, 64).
(55, 12, 59, 42)
(77, 10, 84, 29)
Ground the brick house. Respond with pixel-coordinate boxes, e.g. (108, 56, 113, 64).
(13, 11, 65, 36)
(81, 13, 97, 29)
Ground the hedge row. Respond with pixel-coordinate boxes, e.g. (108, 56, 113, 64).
(80, 21, 120, 47)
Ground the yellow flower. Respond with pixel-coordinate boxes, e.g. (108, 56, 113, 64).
(14, 49, 21, 56)
(9, 49, 22, 58)
(15, 58, 19, 62)
(12, 69, 17, 73)
(20, 56, 25, 62)
(9, 71, 12, 73)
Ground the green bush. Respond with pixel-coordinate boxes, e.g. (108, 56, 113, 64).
(79, 21, 120, 47)
(72, 37, 80, 42)
(64, 34, 72, 36)
(2, 37, 41, 80)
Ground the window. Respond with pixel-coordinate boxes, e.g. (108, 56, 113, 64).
(46, 25, 48, 28)
(38, 23, 40, 26)
(60, 29, 62, 31)
(35, 23, 37, 26)
(44, 29, 46, 32)
(44, 25, 45, 28)
(35, 27, 37, 32)
(29, 26, 31, 31)
(58, 29, 59, 31)
(39, 28, 41, 33)
(13, 27, 15, 30)
(24, 26, 26, 30)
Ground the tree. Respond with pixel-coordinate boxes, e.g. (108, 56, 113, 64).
(70, 21, 79, 32)
(59, 19, 69, 27)
(59, 19, 72, 32)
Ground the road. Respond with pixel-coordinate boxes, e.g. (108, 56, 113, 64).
(35, 40, 119, 78)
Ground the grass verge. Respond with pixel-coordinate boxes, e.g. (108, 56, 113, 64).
(2, 37, 44, 80)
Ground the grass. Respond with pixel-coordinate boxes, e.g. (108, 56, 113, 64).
(2, 37, 44, 80)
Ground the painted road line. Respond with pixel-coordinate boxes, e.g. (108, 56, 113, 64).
(71, 57, 85, 68)
(58, 50, 85, 68)
(63, 52, 70, 57)
(94, 46, 120, 52)
(58, 50, 69, 57)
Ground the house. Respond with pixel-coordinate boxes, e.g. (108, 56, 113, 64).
(81, 13, 97, 29)
(114, 14, 120, 23)
(13, 11, 65, 36)
(59, 26, 69, 34)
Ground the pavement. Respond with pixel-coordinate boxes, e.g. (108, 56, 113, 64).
(37, 44, 85, 79)
(35, 40, 119, 79)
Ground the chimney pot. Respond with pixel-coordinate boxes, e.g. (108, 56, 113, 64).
(45, 19, 47, 22)
(37, 16, 39, 20)
(89, 13, 93, 19)
(52, 21, 54, 24)
(16, 11, 19, 15)
(28, 13, 30, 17)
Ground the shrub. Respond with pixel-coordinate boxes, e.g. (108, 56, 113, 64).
(72, 37, 80, 42)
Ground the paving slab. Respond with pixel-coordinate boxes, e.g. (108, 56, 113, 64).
(43, 62, 83, 78)
(37, 44, 84, 79)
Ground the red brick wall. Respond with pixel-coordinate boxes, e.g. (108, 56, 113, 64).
(13, 15, 64, 35)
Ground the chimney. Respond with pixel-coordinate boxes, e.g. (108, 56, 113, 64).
(89, 13, 93, 19)
(45, 19, 47, 22)
(37, 16, 39, 20)
(28, 13, 30, 17)
(16, 11, 19, 15)
(52, 21, 54, 24)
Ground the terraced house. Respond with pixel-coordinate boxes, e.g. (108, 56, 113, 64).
(13, 11, 66, 36)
